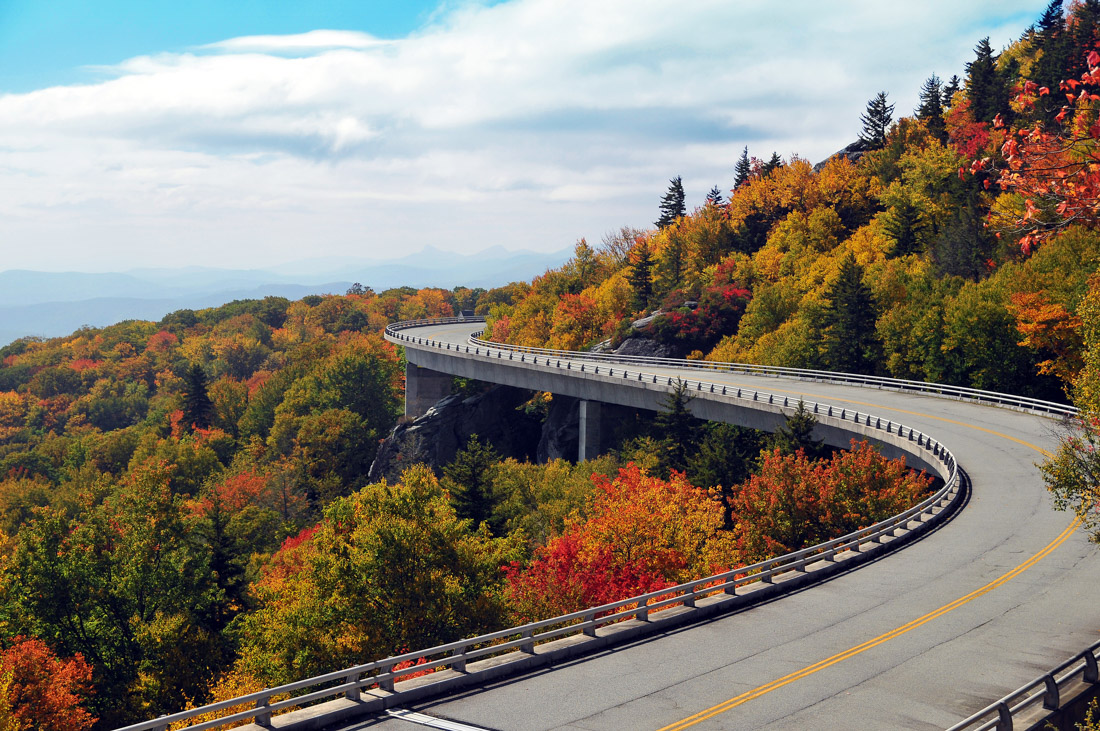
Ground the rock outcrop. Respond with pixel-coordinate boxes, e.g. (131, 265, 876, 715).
(814, 139, 869, 172)
(368, 385, 541, 483)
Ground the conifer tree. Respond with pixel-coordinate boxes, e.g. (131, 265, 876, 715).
(859, 92, 894, 149)
(656, 176, 686, 229)
(883, 198, 929, 257)
(628, 239, 654, 311)
(654, 379, 702, 476)
(705, 185, 725, 206)
(442, 435, 502, 534)
(916, 74, 947, 143)
(768, 400, 826, 459)
(181, 363, 213, 431)
(942, 75, 961, 107)
(818, 255, 881, 375)
(1033, 1, 1067, 121)
(734, 146, 751, 188)
(762, 152, 783, 176)
(966, 38, 1008, 123)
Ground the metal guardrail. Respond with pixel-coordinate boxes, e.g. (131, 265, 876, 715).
(385, 316, 1075, 418)
(945, 638, 1100, 731)
(118, 317, 1062, 730)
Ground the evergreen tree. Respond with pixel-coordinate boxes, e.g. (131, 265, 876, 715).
(734, 146, 751, 188)
(818, 255, 882, 375)
(883, 198, 929, 257)
(442, 435, 502, 534)
(656, 176, 686, 229)
(762, 152, 783, 176)
(181, 363, 213, 431)
(932, 189, 996, 280)
(654, 379, 703, 476)
(942, 75, 961, 107)
(628, 239, 654, 311)
(916, 74, 947, 143)
(768, 400, 826, 459)
(966, 38, 1009, 123)
(687, 423, 766, 529)
(859, 92, 894, 149)
(1033, 1, 1067, 121)
(705, 185, 725, 206)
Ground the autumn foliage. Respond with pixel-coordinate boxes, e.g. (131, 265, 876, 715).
(0, 637, 95, 731)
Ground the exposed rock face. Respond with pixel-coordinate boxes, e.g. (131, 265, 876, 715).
(614, 337, 674, 359)
(368, 385, 541, 483)
(537, 395, 580, 463)
(814, 139, 868, 172)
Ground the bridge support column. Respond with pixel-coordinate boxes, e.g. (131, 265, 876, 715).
(578, 400, 603, 462)
(405, 363, 452, 419)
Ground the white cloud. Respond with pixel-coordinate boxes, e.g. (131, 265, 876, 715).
(0, 0, 1047, 272)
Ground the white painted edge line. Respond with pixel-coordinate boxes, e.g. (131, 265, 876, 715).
(385, 708, 493, 731)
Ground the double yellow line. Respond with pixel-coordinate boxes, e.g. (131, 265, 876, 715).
(656, 515, 1081, 730)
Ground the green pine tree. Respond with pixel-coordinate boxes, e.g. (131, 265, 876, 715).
(768, 400, 826, 459)
(654, 379, 703, 476)
(181, 363, 213, 431)
(966, 38, 1009, 123)
(818, 255, 882, 375)
(706, 185, 725, 206)
(859, 92, 894, 149)
(734, 146, 751, 188)
(916, 75, 947, 143)
(942, 75, 961, 108)
(883, 197, 929, 257)
(442, 434, 502, 534)
(1033, 1, 1067, 122)
(762, 152, 783, 176)
(656, 176, 686, 229)
(628, 238, 654, 311)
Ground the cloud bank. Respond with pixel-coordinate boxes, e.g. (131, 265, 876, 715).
(0, 0, 1044, 271)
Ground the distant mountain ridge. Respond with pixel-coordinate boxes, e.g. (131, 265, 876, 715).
(0, 246, 570, 346)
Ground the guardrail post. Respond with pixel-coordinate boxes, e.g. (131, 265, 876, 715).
(379, 664, 395, 692)
(1042, 673, 1060, 710)
(255, 695, 272, 727)
(451, 647, 467, 673)
(152, 721, 168, 731)
(345, 672, 362, 700)
(996, 700, 1012, 730)
(1086, 651, 1099, 683)
(683, 587, 697, 606)
(521, 629, 535, 654)
(583, 611, 597, 637)
(636, 603, 649, 622)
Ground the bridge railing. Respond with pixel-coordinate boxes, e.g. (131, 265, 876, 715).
(122, 317, 1020, 730)
(384, 317, 1074, 418)
(945, 638, 1100, 731)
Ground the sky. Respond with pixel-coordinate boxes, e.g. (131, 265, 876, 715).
(0, 0, 1047, 273)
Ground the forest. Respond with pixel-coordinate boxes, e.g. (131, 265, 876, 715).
(7, 1, 1100, 728)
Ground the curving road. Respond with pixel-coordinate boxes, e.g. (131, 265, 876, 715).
(355, 321, 1100, 731)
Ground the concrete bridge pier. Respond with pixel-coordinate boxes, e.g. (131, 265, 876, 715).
(405, 362, 452, 419)
(578, 399, 603, 462)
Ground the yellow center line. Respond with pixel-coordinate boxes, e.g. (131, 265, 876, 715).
(655, 515, 1082, 731)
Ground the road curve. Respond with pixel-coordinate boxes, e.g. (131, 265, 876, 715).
(360, 320, 1100, 731)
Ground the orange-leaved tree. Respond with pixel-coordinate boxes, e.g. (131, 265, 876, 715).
(505, 465, 737, 621)
(0, 637, 96, 731)
(728, 441, 932, 562)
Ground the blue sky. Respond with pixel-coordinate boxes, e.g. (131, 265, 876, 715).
(0, 1, 1048, 272)
(0, 1, 452, 92)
